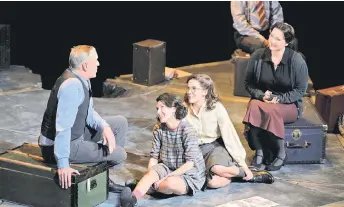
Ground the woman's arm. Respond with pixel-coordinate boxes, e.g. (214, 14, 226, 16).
(216, 103, 248, 168)
(168, 161, 194, 177)
(149, 124, 161, 169)
(244, 50, 266, 100)
(148, 158, 158, 169)
(275, 54, 309, 104)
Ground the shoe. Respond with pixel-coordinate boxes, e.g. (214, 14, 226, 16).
(108, 178, 126, 193)
(120, 187, 138, 207)
(125, 179, 138, 191)
(251, 155, 266, 171)
(262, 148, 275, 166)
(250, 170, 274, 184)
(266, 153, 287, 171)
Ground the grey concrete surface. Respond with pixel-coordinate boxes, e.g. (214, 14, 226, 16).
(0, 66, 41, 92)
(1, 61, 344, 207)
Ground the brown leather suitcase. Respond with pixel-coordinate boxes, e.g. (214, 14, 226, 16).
(315, 85, 344, 132)
(132, 39, 166, 86)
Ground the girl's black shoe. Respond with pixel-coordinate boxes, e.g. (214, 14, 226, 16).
(250, 170, 274, 184)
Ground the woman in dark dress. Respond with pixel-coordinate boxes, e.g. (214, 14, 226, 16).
(243, 22, 309, 171)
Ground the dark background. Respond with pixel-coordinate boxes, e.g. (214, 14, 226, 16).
(1, 1, 342, 97)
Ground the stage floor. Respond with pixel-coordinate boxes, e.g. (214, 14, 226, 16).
(1, 62, 344, 207)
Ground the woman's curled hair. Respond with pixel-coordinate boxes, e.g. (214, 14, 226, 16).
(184, 74, 219, 111)
(156, 93, 188, 120)
(270, 22, 300, 51)
(270, 22, 295, 44)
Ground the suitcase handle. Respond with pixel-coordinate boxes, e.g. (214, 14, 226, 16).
(285, 141, 311, 148)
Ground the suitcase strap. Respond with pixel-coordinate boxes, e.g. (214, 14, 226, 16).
(0, 156, 52, 172)
(1, 148, 87, 173)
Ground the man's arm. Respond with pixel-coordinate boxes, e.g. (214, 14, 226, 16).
(231, 1, 265, 41)
(270, 1, 284, 26)
(54, 78, 83, 169)
(86, 97, 109, 132)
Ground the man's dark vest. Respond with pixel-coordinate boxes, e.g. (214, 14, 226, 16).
(41, 69, 91, 141)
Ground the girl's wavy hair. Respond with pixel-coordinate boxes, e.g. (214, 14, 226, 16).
(184, 74, 219, 111)
(156, 93, 188, 121)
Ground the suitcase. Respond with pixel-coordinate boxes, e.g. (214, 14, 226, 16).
(0, 143, 109, 207)
(284, 97, 328, 164)
(0, 24, 10, 70)
(133, 39, 166, 86)
(315, 85, 344, 132)
(233, 49, 251, 97)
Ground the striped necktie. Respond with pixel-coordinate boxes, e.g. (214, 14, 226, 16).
(256, 1, 268, 29)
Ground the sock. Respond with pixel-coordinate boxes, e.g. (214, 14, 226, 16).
(255, 149, 264, 164)
(236, 167, 246, 178)
(249, 127, 264, 164)
(274, 138, 286, 166)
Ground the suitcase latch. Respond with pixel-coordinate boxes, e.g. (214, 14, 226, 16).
(292, 129, 302, 140)
(86, 178, 97, 193)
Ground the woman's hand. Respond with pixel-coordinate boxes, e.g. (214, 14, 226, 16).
(147, 158, 158, 169)
(153, 175, 170, 189)
(263, 91, 279, 104)
(264, 96, 279, 104)
(263, 90, 272, 101)
(242, 167, 253, 181)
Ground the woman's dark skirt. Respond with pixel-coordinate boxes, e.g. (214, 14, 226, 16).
(243, 99, 298, 139)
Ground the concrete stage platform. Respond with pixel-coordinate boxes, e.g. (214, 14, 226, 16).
(0, 62, 344, 207)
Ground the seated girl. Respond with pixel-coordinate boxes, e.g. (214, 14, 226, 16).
(120, 93, 206, 207)
(184, 74, 274, 189)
